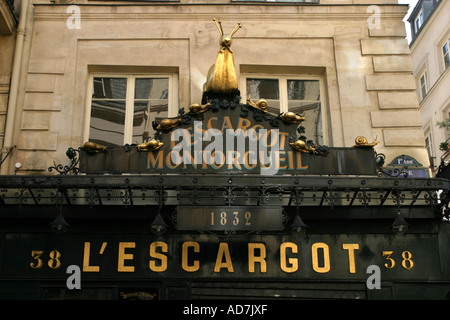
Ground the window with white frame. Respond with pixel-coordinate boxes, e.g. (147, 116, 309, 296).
(86, 74, 177, 146)
(424, 131, 435, 168)
(419, 70, 428, 101)
(425, 131, 433, 158)
(442, 37, 450, 71)
(414, 10, 423, 33)
(240, 74, 324, 145)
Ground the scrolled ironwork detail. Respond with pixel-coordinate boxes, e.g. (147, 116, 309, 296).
(48, 147, 80, 175)
(375, 152, 408, 178)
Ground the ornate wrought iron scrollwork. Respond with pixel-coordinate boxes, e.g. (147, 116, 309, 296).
(375, 152, 408, 178)
(440, 190, 450, 221)
(223, 186, 236, 205)
(48, 147, 80, 175)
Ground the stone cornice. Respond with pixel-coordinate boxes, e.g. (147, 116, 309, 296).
(33, 3, 407, 21)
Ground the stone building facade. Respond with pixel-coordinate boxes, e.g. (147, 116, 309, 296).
(1, 1, 450, 301)
(0, 0, 428, 175)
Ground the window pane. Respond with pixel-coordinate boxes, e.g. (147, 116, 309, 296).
(289, 101, 322, 145)
(135, 78, 169, 100)
(133, 100, 168, 143)
(246, 78, 279, 100)
(89, 100, 126, 146)
(287, 80, 320, 100)
(443, 41, 450, 69)
(420, 73, 427, 99)
(92, 78, 127, 99)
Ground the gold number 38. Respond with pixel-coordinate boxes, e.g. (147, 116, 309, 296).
(30, 250, 62, 270)
(382, 250, 414, 270)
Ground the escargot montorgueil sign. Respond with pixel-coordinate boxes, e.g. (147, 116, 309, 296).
(79, 100, 378, 176)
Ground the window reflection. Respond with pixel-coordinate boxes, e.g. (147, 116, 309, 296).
(133, 78, 169, 143)
(246, 78, 280, 114)
(244, 77, 323, 145)
(89, 76, 170, 146)
(287, 80, 322, 145)
(92, 78, 127, 99)
(89, 100, 126, 146)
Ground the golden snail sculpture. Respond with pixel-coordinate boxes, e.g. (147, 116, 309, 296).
(137, 138, 164, 152)
(353, 136, 378, 148)
(247, 98, 268, 112)
(156, 117, 183, 131)
(81, 141, 107, 152)
(289, 139, 318, 154)
(203, 18, 242, 94)
(189, 102, 211, 115)
(279, 111, 306, 124)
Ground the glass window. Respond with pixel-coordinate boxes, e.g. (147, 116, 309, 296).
(442, 38, 450, 70)
(414, 11, 423, 33)
(88, 75, 174, 146)
(242, 75, 324, 145)
(287, 80, 321, 145)
(246, 78, 280, 114)
(419, 71, 428, 101)
(90, 77, 127, 146)
(425, 133, 433, 158)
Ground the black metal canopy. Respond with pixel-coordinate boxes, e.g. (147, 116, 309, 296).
(0, 174, 448, 215)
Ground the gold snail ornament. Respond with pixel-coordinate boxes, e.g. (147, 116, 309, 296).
(203, 18, 242, 94)
(137, 138, 164, 152)
(156, 117, 183, 131)
(279, 112, 306, 124)
(353, 136, 378, 148)
(81, 141, 107, 152)
(247, 98, 268, 112)
(189, 102, 211, 115)
(289, 139, 318, 154)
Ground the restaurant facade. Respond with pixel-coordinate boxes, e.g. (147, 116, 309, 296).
(0, 0, 449, 300)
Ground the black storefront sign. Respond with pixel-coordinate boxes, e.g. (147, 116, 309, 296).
(79, 106, 378, 175)
(2, 233, 443, 281)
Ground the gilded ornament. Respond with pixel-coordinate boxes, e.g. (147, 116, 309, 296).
(203, 18, 242, 94)
(156, 117, 183, 131)
(189, 102, 211, 115)
(81, 141, 107, 152)
(353, 136, 378, 148)
(247, 98, 268, 112)
(137, 138, 164, 152)
(279, 112, 306, 124)
(289, 139, 318, 154)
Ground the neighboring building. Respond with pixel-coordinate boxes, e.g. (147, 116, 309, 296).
(0, 0, 18, 160)
(408, 0, 450, 174)
(0, 0, 449, 300)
